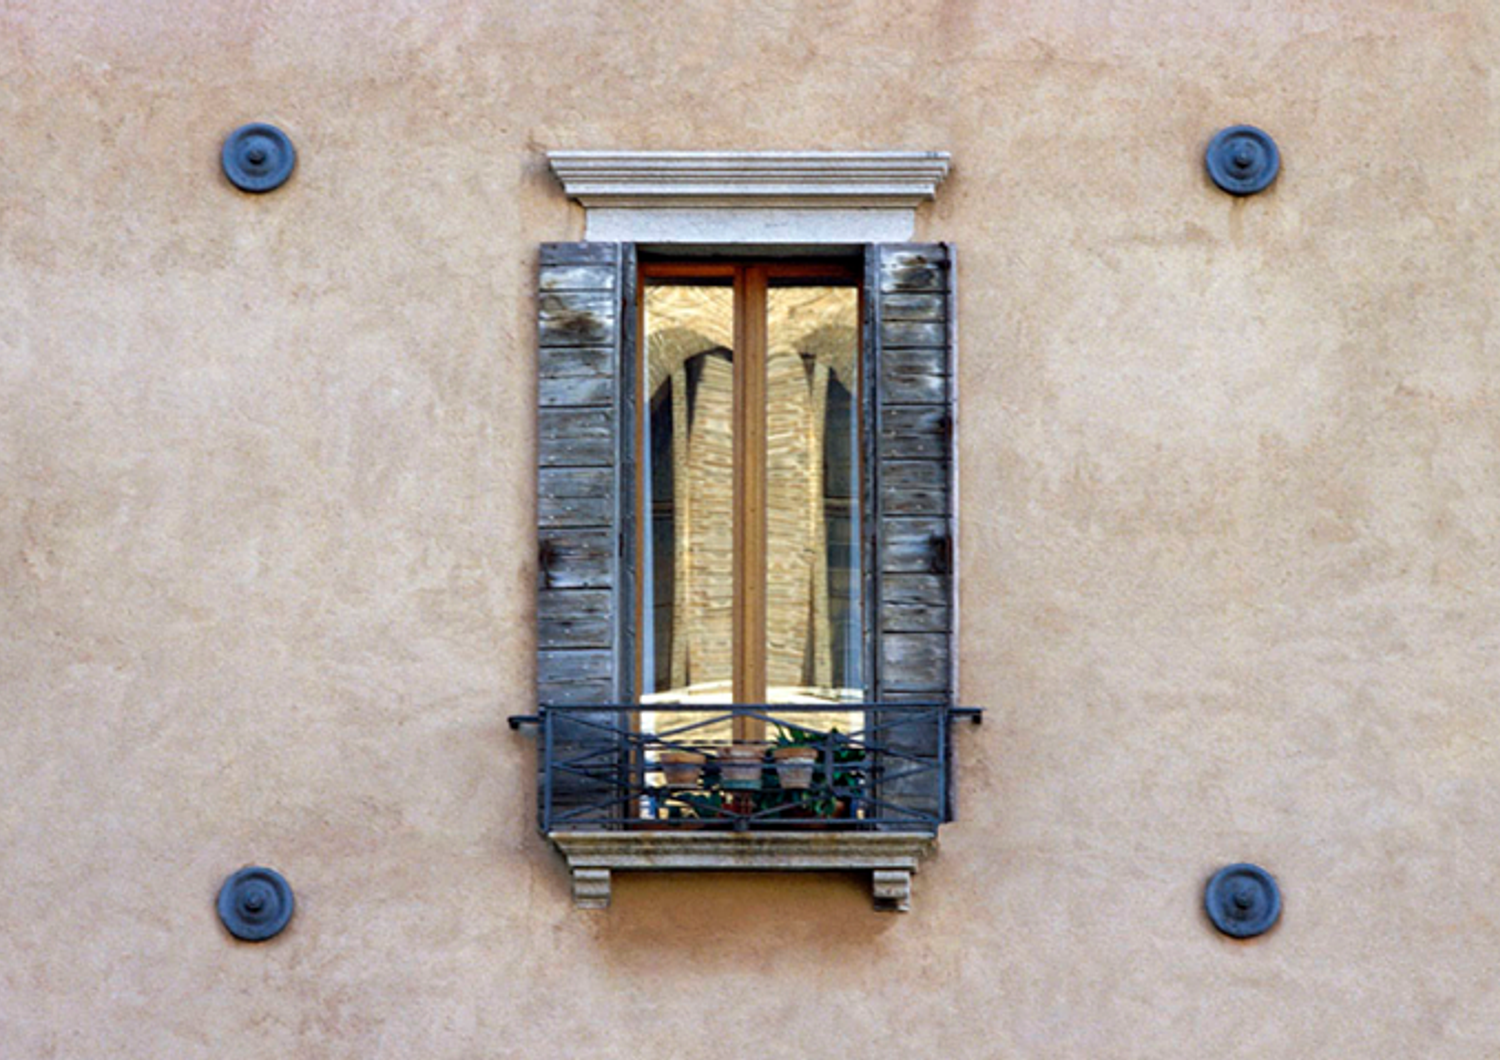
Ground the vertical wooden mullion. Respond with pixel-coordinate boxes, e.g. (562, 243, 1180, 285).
(746, 266, 769, 709)
(732, 266, 747, 721)
(735, 267, 768, 738)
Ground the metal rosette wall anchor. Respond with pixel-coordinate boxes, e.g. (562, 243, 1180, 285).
(217, 866, 295, 941)
(1204, 862, 1281, 938)
(1205, 125, 1279, 196)
(222, 123, 297, 193)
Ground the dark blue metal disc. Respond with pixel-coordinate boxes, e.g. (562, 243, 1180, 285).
(1205, 125, 1279, 196)
(217, 866, 295, 941)
(1205, 863, 1280, 938)
(222, 123, 296, 193)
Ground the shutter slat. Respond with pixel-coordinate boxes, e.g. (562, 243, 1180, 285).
(879, 573, 950, 632)
(537, 680, 616, 708)
(539, 588, 612, 649)
(539, 649, 614, 685)
(540, 243, 620, 266)
(880, 349, 949, 405)
(881, 320, 947, 347)
(538, 347, 613, 411)
(880, 293, 946, 322)
(539, 373, 613, 408)
(880, 634, 951, 692)
(879, 517, 951, 574)
(538, 622, 613, 652)
(539, 291, 617, 347)
(539, 265, 619, 292)
(539, 494, 613, 530)
(539, 467, 614, 529)
(539, 528, 613, 590)
(538, 408, 613, 466)
(539, 587, 612, 625)
(879, 246, 949, 292)
(538, 346, 612, 378)
(879, 460, 949, 515)
(879, 406, 949, 459)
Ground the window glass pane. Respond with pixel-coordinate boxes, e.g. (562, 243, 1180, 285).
(640, 283, 735, 714)
(764, 285, 862, 710)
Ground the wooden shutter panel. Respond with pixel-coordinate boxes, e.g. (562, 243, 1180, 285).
(867, 243, 956, 822)
(537, 242, 635, 827)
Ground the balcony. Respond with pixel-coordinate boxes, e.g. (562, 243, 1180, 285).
(511, 703, 979, 910)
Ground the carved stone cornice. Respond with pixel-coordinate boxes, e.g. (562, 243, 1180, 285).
(548, 150, 951, 210)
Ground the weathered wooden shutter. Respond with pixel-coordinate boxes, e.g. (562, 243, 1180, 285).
(866, 243, 956, 823)
(536, 242, 635, 826)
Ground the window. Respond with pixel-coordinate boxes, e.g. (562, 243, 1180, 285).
(533, 241, 958, 910)
(638, 261, 865, 760)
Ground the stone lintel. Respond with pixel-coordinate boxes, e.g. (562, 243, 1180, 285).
(549, 831, 936, 912)
(583, 206, 918, 244)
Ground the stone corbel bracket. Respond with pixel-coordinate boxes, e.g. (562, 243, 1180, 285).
(548, 150, 951, 243)
(549, 831, 937, 912)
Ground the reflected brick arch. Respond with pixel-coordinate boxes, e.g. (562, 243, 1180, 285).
(643, 285, 862, 728)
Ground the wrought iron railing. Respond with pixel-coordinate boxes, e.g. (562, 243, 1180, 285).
(511, 704, 980, 833)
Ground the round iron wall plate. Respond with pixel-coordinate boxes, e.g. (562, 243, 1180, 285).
(1205, 125, 1279, 196)
(1205, 862, 1281, 938)
(217, 866, 295, 941)
(222, 123, 296, 193)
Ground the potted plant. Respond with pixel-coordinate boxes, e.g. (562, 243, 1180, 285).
(717, 743, 766, 790)
(771, 745, 818, 789)
(769, 725, 865, 821)
(656, 749, 707, 788)
(774, 725, 834, 791)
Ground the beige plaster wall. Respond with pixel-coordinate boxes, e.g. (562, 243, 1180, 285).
(3, 2, 1498, 1057)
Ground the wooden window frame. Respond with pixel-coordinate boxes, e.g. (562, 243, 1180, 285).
(636, 259, 863, 733)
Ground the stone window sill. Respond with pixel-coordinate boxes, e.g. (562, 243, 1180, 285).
(549, 831, 937, 912)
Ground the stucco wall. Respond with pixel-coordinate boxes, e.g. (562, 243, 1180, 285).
(3, 2, 1498, 1057)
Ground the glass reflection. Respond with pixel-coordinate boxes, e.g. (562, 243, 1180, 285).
(765, 285, 861, 706)
(639, 280, 863, 725)
(641, 284, 735, 705)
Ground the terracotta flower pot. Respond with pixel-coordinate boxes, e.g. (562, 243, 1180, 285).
(657, 750, 706, 788)
(771, 746, 818, 790)
(718, 745, 765, 790)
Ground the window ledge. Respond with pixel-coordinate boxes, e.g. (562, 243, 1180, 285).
(547, 150, 951, 243)
(548, 830, 937, 912)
